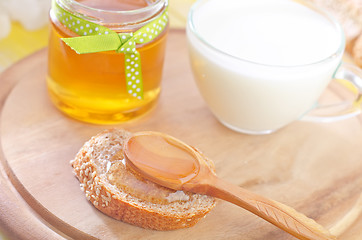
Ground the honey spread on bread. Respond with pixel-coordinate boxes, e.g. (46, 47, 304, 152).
(107, 150, 192, 204)
(71, 129, 216, 230)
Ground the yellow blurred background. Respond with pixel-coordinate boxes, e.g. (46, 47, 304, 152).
(0, 22, 48, 71)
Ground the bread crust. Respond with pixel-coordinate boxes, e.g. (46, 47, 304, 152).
(71, 129, 216, 230)
(353, 35, 362, 67)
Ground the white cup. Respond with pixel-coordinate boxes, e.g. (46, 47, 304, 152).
(187, 0, 362, 134)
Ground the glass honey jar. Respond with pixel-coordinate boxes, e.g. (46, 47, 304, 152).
(48, 0, 169, 124)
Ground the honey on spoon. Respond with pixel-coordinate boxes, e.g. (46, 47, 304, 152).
(124, 131, 336, 240)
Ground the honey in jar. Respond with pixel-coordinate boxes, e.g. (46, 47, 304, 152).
(47, 0, 169, 124)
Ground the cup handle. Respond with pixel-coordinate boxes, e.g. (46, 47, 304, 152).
(302, 62, 362, 122)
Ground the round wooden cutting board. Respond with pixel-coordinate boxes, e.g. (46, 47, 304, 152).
(0, 30, 361, 240)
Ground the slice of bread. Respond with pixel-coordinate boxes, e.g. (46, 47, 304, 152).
(71, 129, 216, 230)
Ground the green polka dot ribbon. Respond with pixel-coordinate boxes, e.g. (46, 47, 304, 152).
(52, 0, 168, 99)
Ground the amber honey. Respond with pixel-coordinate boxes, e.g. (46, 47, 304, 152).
(47, 0, 168, 124)
(107, 151, 191, 204)
(125, 132, 200, 187)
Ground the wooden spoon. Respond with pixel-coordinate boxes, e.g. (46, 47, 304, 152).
(124, 131, 336, 240)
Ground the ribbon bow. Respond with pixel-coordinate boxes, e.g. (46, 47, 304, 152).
(53, 1, 168, 99)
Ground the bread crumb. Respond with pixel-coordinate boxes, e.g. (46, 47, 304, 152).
(165, 191, 190, 202)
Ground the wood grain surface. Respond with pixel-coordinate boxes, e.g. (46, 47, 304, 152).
(0, 29, 362, 240)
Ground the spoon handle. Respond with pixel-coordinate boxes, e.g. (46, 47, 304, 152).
(193, 176, 336, 240)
